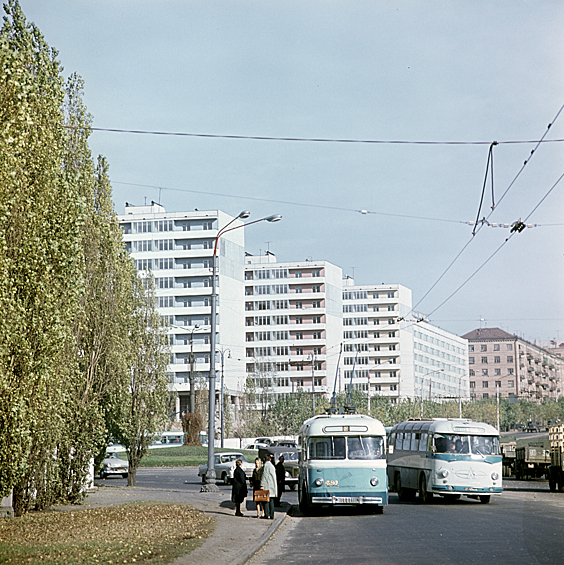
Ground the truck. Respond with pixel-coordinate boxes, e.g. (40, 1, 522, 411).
(500, 437, 516, 477)
(514, 438, 551, 480)
(548, 424, 564, 492)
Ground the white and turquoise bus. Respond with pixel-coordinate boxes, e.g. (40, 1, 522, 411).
(298, 412, 388, 514)
(387, 418, 502, 504)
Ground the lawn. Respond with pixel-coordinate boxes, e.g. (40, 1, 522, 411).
(138, 446, 259, 467)
(0, 501, 213, 565)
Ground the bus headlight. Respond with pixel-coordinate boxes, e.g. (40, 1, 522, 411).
(314, 478, 324, 487)
(438, 469, 449, 478)
(370, 477, 379, 486)
(491, 472, 499, 481)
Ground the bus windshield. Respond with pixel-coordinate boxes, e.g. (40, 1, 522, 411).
(433, 434, 500, 456)
(308, 436, 385, 460)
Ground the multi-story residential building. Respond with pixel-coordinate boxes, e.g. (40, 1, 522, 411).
(412, 321, 469, 404)
(118, 203, 246, 417)
(244, 253, 343, 406)
(341, 279, 412, 403)
(341, 279, 468, 404)
(462, 328, 563, 401)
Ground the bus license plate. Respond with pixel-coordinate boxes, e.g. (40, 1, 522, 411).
(333, 497, 357, 504)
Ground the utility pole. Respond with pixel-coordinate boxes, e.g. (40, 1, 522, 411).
(189, 325, 200, 413)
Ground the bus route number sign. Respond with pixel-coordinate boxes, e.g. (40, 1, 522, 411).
(326, 479, 338, 487)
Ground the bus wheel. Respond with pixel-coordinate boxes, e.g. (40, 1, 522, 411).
(299, 482, 310, 514)
(549, 478, 557, 492)
(479, 495, 491, 504)
(419, 475, 433, 504)
(396, 475, 412, 502)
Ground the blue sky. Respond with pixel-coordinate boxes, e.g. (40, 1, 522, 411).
(19, 1, 564, 343)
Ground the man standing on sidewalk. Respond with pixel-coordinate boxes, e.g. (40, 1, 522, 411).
(260, 456, 276, 520)
(274, 455, 285, 507)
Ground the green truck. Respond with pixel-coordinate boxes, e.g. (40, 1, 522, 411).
(514, 438, 550, 480)
(548, 424, 564, 492)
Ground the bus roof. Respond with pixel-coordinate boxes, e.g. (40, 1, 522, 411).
(298, 413, 386, 437)
(390, 418, 499, 436)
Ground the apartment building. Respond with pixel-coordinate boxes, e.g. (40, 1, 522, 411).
(118, 203, 246, 417)
(462, 328, 563, 401)
(412, 321, 469, 403)
(341, 279, 412, 403)
(244, 253, 343, 405)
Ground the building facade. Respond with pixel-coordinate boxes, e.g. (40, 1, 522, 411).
(244, 253, 343, 406)
(118, 203, 246, 417)
(462, 328, 563, 401)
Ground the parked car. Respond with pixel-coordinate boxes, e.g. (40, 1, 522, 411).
(100, 452, 129, 479)
(258, 446, 299, 490)
(243, 443, 269, 450)
(254, 437, 274, 445)
(273, 441, 297, 448)
(198, 452, 254, 484)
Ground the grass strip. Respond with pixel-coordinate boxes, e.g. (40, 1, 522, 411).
(0, 501, 213, 564)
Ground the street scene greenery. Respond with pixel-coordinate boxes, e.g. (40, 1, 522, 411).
(0, 1, 169, 516)
(0, 501, 213, 565)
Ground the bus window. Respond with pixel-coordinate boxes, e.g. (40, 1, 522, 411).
(419, 433, 428, 452)
(395, 432, 403, 450)
(402, 433, 412, 450)
(434, 434, 448, 453)
(411, 433, 420, 451)
(309, 437, 346, 460)
(471, 436, 499, 455)
(347, 436, 385, 460)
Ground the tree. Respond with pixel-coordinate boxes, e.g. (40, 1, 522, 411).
(0, 0, 83, 514)
(107, 275, 170, 486)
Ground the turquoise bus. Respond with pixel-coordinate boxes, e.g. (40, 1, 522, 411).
(387, 418, 502, 504)
(298, 412, 388, 514)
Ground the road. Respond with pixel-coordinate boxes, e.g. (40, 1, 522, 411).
(250, 478, 564, 565)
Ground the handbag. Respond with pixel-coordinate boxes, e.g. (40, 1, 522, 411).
(254, 489, 270, 502)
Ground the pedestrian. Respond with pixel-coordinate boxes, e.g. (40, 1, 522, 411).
(231, 459, 248, 517)
(260, 455, 277, 520)
(274, 455, 286, 507)
(251, 457, 264, 518)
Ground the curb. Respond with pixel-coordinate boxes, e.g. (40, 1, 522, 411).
(230, 508, 289, 565)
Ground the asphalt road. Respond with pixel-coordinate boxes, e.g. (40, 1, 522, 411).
(249, 478, 564, 565)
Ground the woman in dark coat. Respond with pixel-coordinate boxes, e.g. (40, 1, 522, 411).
(232, 458, 248, 516)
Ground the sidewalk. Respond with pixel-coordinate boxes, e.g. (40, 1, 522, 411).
(54, 485, 288, 565)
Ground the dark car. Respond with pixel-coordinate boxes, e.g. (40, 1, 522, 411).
(258, 446, 299, 490)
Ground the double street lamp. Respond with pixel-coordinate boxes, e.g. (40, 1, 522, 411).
(201, 211, 282, 492)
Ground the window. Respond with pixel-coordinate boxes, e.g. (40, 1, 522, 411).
(481, 357, 488, 364)
(374, 384, 381, 391)
(507, 344, 513, 350)
(295, 379, 304, 387)
(312, 331, 322, 339)
(495, 381, 501, 388)
(494, 369, 501, 376)
(387, 292, 394, 298)
(470, 381, 475, 388)
(469, 357, 474, 364)
(389, 344, 396, 351)
(388, 331, 395, 338)
(469, 369, 475, 376)
(390, 384, 397, 391)
(388, 319, 394, 325)
(295, 332, 303, 340)
(312, 270, 321, 277)
(312, 285, 321, 293)
(295, 347, 303, 355)
(481, 345, 487, 352)
(493, 344, 500, 351)
(482, 369, 488, 376)
(508, 380, 514, 387)
(388, 305, 395, 311)
(469, 345, 475, 352)
(295, 287, 302, 294)
(508, 368, 514, 375)
(294, 271, 302, 278)
(314, 377, 323, 386)
(494, 356, 500, 363)
(482, 381, 489, 388)
(294, 301, 303, 309)
(313, 347, 321, 355)
(483, 393, 489, 399)
(312, 300, 321, 308)
(312, 316, 321, 324)
(295, 317, 303, 324)
(507, 356, 513, 363)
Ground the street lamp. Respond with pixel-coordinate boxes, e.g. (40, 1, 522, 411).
(202, 211, 282, 492)
(420, 368, 444, 418)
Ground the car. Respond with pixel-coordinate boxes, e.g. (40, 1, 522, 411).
(273, 441, 297, 448)
(254, 437, 274, 445)
(258, 446, 299, 490)
(243, 443, 269, 450)
(198, 452, 255, 485)
(100, 452, 129, 479)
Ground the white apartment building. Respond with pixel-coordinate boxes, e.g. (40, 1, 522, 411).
(341, 279, 412, 403)
(244, 253, 343, 405)
(118, 203, 246, 417)
(341, 279, 469, 404)
(412, 321, 469, 403)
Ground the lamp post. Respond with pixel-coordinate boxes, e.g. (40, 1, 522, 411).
(420, 368, 444, 418)
(202, 211, 282, 492)
(218, 348, 231, 449)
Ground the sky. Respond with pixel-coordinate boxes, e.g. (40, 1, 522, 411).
(18, 1, 564, 344)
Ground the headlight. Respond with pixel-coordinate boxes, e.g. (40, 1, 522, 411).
(370, 477, 379, 486)
(438, 469, 449, 478)
(314, 478, 324, 487)
(491, 472, 499, 480)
